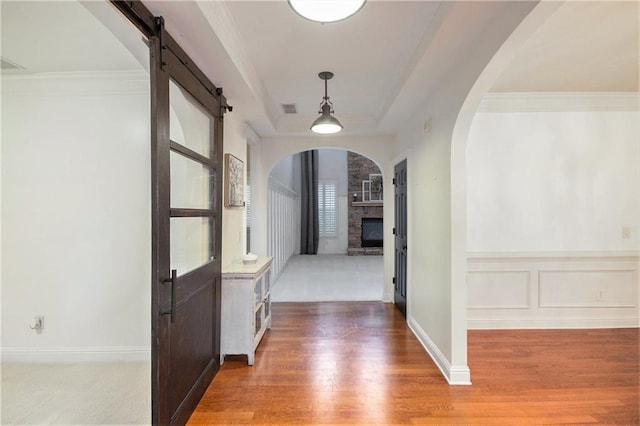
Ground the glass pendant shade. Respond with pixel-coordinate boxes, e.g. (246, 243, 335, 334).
(288, 0, 366, 23)
(311, 103, 343, 134)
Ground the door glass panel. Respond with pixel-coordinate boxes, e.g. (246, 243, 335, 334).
(170, 152, 212, 209)
(265, 294, 270, 318)
(170, 217, 213, 275)
(255, 305, 263, 336)
(254, 277, 263, 307)
(169, 80, 213, 158)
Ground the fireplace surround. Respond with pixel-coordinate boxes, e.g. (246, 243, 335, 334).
(348, 152, 383, 255)
(361, 218, 383, 247)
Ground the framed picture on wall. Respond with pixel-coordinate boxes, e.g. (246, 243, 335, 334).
(224, 153, 244, 207)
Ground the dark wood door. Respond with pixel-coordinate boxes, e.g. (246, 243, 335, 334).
(394, 159, 407, 317)
(151, 34, 224, 425)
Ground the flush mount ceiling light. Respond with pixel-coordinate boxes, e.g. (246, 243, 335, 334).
(288, 0, 366, 23)
(311, 71, 343, 135)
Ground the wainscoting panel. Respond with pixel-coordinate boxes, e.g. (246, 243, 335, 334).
(467, 252, 640, 329)
(468, 271, 530, 309)
(267, 185, 300, 280)
(539, 270, 636, 308)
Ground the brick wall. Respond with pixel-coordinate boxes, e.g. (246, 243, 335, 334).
(347, 152, 383, 255)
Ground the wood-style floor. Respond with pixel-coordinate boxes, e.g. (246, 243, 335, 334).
(189, 302, 639, 425)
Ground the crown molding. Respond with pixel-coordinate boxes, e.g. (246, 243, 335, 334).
(244, 123, 261, 145)
(1, 70, 148, 82)
(479, 92, 640, 113)
(1, 70, 149, 96)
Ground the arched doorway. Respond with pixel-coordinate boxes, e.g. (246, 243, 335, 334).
(246, 136, 396, 304)
(264, 148, 385, 302)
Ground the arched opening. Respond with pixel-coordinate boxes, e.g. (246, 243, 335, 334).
(450, 0, 638, 380)
(244, 135, 396, 304)
(264, 148, 386, 302)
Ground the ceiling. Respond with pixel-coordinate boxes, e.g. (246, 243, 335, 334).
(0, 1, 143, 73)
(492, 1, 639, 93)
(217, 1, 444, 132)
(2, 1, 638, 139)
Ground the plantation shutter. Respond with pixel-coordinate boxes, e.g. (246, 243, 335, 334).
(318, 182, 337, 237)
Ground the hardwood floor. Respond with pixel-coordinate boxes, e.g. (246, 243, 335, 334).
(189, 302, 639, 425)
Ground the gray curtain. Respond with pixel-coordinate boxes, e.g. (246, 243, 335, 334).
(300, 150, 319, 254)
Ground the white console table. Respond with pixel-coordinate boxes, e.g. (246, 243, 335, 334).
(221, 257, 272, 365)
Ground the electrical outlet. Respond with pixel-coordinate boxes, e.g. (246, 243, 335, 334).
(622, 226, 631, 239)
(30, 316, 44, 333)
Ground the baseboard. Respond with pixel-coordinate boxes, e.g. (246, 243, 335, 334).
(469, 317, 640, 330)
(1, 346, 151, 363)
(407, 316, 471, 385)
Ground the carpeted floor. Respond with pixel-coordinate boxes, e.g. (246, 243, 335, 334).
(270, 254, 384, 302)
(1, 362, 150, 425)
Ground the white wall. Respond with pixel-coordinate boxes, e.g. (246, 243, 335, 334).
(393, 1, 542, 385)
(1, 73, 151, 361)
(269, 153, 301, 194)
(395, 105, 457, 380)
(466, 96, 640, 328)
(317, 149, 348, 254)
(468, 107, 639, 253)
(221, 113, 249, 268)
(246, 127, 264, 256)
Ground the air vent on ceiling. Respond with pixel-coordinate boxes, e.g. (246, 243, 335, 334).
(0, 57, 25, 70)
(281, 103, 297, 114)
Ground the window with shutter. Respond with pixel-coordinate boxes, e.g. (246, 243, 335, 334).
(318, 182, 337, 237)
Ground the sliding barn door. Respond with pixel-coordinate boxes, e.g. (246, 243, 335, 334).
(150, 31, 224, 425)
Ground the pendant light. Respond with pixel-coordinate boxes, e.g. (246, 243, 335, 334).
(288, 0, 366, 24)
(311, 71, 343, 135)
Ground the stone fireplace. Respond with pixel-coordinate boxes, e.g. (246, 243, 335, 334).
(347, 152, 383, 255)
